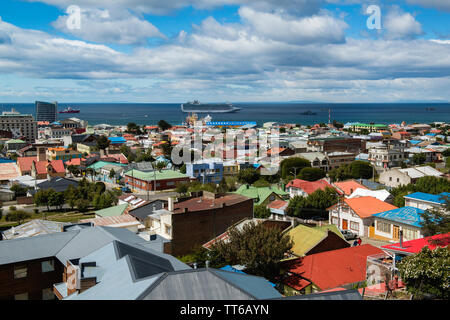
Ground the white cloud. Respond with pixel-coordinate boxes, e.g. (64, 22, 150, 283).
(383, 7, 423, 40)
(52, 8, 164, 45)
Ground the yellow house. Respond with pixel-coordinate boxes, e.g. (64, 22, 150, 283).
(47, 147, 83, 162)
(223, 162, 239, 176)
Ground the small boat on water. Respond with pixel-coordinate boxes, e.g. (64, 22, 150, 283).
(59, 107, 80, 113)
(300, 110, 317, 115)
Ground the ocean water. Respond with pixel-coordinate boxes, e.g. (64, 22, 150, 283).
(1, 103, 449, 127)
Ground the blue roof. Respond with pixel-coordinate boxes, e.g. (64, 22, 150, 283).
(220, 265, 276, 287)
(108, 137, 127, 143)
(409, 140, 421, 145)
(426, 133, 436, 136)
(0, 158, 15, 163)
(373, 206, 426, 228)
(404, 192, 450, 204)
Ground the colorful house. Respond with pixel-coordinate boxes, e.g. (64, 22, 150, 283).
(328, 196, 398, 237)
(124, 169, 191, 191)
(282, 244, 385, 295)
(234, 185, 289, 206)
(404, 192, 450, 211)
(286, 178, 336, 198)
(372, 206, 428, 242)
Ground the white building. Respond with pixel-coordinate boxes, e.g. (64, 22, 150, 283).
(0, 109, 37, 143)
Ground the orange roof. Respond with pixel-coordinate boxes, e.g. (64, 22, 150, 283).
(333, 180, 368, 196)
(48, 147, 68, 152)
(17, 156, 65, 174)
(65, 158, 84, 166)
(267, 199, 288, 210)
(286, 179, 336, 195)
(343, 196, 398, 218)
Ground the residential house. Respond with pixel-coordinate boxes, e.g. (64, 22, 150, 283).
(404, 192, 450, 211)
(35, 177, 78, 193)
(267, 199, 289, 218)
(379, 165, 444, 188)
(381, 233, 450, 269)
(148, 192, 253, 256)
(80, 214, 144, 233)
(186, 160, 224, 184)
(124, 169, 191, 192)
(46, 147, 82, 162)
(0, 162, 20, 185)
(286, 178, 335, 198)
(287, 224, 349, 257)
(372, 206, 428, 242)
(0, 226, 184, 300)
(4, 139, 28, 152)
(1, 220, 68, 240)
(16, 146, 65, 179)
(282, 244, 385, 295)
(295, 152, 329, 172)
(326, 151, 356, 170)
(234, 185, 289, 206)
(222, 161, 240, 176)
(307, 137, 365, 154)
(117, 194, 151, 210)
(94, 203, 130, 219)
(328, 197, 398, 237)
(348, 188, 393, 203)
(333, 179, 368, 197)
(127, 200, 168, 228)
(368, 140, 408, 169)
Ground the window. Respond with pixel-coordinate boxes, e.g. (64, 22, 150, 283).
(350, 221, 359, 232)
(389, 177, 392, 181)
(14, 265, 27, 279)
(403, 227, 418, 241)
(164, 224, 172, 235)
(397, 178, 400, 182)
(14, 293, 28, 300)
(41, 260, 55, 273)
(42, 288, 55, 300)
(332, 217, 339, 225)
(377, 221, 391, 233)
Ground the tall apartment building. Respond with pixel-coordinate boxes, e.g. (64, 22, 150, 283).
(35, 101, 57, 123)
(0, 109, 37, 143)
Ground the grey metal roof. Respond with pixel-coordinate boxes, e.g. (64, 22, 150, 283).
(128, 200, 166, 221)
(36, 177, 79, 192)
(273, 289, 362, 300)
(140, 268, 282, 300)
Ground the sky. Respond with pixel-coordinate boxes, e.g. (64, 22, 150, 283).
(0, 0, 449, 103)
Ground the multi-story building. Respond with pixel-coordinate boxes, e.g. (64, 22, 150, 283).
(307, 137, 365, 154)
(0, 109, 37, 143)
(186, 159, 224, 184)
(368, 140, 407, 169)
(326, 151, 356, 170)
(35, 101, 57, 123)
(124, 169, 191, 191)
(379, 165, 444, 188)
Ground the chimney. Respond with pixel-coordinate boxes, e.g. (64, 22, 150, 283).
(193, 262, 197, 269)
(399, 230, 404, 248)
(205, 260, 210, 268)
(168, 197, 174, 212)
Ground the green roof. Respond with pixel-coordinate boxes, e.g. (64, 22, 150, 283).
(287, 224, 346, 256)
(6, 139, 26, 144)
(124, 169, 189, 181)
(234, 185, 288, 206)
(95, 203, 129, 217)
(88, 161, 127, 170)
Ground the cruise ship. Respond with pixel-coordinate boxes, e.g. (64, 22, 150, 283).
(181, 100, 241, 113)
(58, 107, 80, 114)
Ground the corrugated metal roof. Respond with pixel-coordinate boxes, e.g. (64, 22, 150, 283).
(273, 289, 362, 300)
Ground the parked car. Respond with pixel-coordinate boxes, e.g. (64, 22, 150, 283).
(121, 186, 131, 193)
(340, 229, 358, 240)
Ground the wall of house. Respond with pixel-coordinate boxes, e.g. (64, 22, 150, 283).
(404, 198, 438, 211)
(124, 176, 190, 191)
(0, 257, 64, 300)
(373, 218, 423, 242)
(379, 170, 411, 188)
(288, 187, 308, 199)
(170, 199, 253, 256)
(329, 205, 365, 237)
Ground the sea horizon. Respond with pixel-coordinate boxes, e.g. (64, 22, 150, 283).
(2, 102, 450, 127)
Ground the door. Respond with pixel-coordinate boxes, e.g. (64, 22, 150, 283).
(393, 225, 400, 240)
(342, 219, 348, 230)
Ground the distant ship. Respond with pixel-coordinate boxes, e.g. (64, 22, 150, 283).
(59, 107, 80, 114)
(181, 100, 241, 113)
(426, 107, 436, 111)
(300, 110, 317, 115)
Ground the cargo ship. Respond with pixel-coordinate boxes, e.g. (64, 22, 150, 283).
(59, 107, 80, 114)
(181, 100, 240, 113)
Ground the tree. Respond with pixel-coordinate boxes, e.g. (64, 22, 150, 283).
(211, 221, 293, 281)
(155, 161, 166, 172)
(298, 167, 326, 181)
(96, 135, 111, 153)
(161, 143, 173, 158)
(398, 246, 450, 299)
(158, 120, 172, 131)
(333, 120, 344, 129)
(126, 122, 143, 135)
(67, 165, 80, 177)
(64, 185, 79, 210)
(109, 168, 116, 180)
(442, 149, 450, 157)
(34, 189, 50, 211)
(237, 168, 260, 185)
(280, 157, 311, 179)
(180, 164, 186, 174)
(217, 178, 229, 193)
(252, 179, 271, 188)
(48, 190, 65, 210)
(286, 187, 339, 219)
(5, 210, 32, 225)
(175, 183, 189, 197)
(349, 161, 374, 179)
(76, 198, 90, 213)
(254, 204, 271, 219)
(10, 184, 28, 199)
(412, 153, 427, 165)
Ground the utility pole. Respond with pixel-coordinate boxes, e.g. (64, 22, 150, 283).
(291, 166, 301, 178)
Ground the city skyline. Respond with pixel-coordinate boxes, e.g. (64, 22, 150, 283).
(0, 0, 449, 103)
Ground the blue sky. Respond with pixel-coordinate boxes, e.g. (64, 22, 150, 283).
(0, 0, 449, 103)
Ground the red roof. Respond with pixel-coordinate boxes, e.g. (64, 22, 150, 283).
(382, 233, 450, 254)
(286, 244, 384, 291)
(333, 180, 368, 196)
(267, 199, 288, 210)
(17, 157, 63, 174)
(286, 179, 335, 195)
(65, 158, 83, 166)
(283, 274, 312, 291)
